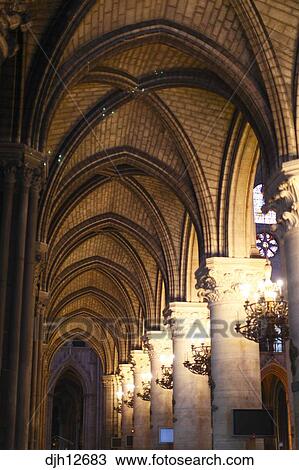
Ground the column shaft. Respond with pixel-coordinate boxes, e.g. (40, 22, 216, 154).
(146, 332, 173, 449)
(5, 168, 31, 449)
(165, 302, 212, 450)
(264, 160, 299, 449)
(0, 166, 15, 370)
(119, 364, 134, 448)
(210, 300, 262, 449)
(16, 177, 41, 448)
(196, 257, 266, 450)
(131, 350, 151, 449)
(283, 228, 299, 448)
(102, 375, 115, 449)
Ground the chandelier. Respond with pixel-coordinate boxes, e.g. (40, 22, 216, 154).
(235, 261, 288, 352)
(137, 381, 151, 401)
(156, 365, 173, 390)
(114, 390, 123, 414)
(183, 344, 211, 375)
(123, 383, 135, 408)
(137, 372, 152, 401)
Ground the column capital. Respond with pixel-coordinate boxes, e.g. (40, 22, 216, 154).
(144, 330, 172, 360)
(195, 257, 266, 304)
(35, 290, 49, 317)
(118, 363, 133, 383)
(163, 301, 210, 339)
(264, 160, 299, 237)
(101, 374, 116, 386)
(0, 163, 16, 185)
(130, 349, 150, 371)
(0, 144, 46, 169)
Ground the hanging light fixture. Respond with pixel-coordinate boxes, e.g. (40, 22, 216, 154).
(137, 372, 152, 401)
(114, 390, 123, 414)
(156, 353, 174, 390)
(156, 365, 173, 390)
(235, 261, 288, 353)
(123, 383, 135, 408)
(183, 343, 211, 375)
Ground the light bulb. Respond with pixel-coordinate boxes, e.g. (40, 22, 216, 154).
(127, 383, 135, 392)
(240, 283, 251, 300)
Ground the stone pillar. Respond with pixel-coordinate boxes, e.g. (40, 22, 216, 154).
(114, 374, 122, 439)
(29, 291, 48, 449)
(119, 364, 134, 448)
(130, 350, 151, 449)
(0, 165, 16, 369)
(196, 257, 266, 450)
(16, 173, 42, 449)
(164, 302, 212, 450)
(265, 160, 299, 449)
(145, 331, 173, 449)
(102, 375, 116, 449)
(5, 166, 32, 449)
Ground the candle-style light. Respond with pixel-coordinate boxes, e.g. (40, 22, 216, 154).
(235, 261, 288, 353)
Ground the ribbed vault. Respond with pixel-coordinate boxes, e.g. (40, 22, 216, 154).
(16, 0, 297, 372)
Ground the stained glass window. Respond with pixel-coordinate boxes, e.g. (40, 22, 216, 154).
(253, 184, 276, 225)
(256, 232, 279, 258)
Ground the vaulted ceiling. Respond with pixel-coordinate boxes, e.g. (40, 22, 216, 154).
(9, 0, 297, 370)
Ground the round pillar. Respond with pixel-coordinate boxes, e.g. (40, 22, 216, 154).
(265, 161, 299, 449)
(130, 350, 151, 449)
(119, 364, 134, 449)
(145, 331, 173, 449)
(102, 374, 116, 449)
(164, 302, 212, 450)
(196, 257, 266, 449)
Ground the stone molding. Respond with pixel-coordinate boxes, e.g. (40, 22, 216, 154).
(195, 257, 266, 304)
(130, 349, 150, 372)
(163, 301, 210, 339)
(118, 363, 133, 384)
(265, 160, 299, 238)
(143, 330, 172, 361)
(101, 374, 116, 386)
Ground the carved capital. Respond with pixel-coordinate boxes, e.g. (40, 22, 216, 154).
(31, 170, 43, 193)
(144, 330, 172, 362)
(35, 290, 49, 317)
(265, 161, 299, 238)
(0, 163, 17, 185)
(130, 349, 150, 372)
(16, 165, 33, 189)
(101, 374, 116, 387)
(118, 363, 133, 384)
(195, 257, 266, 304)
(163, 302, 210, 338)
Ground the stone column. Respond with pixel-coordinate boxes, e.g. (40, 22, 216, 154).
(130, 350, 151, 449)
(145, 331, 173, 449)
(16, 172, 42, 449)
(5, 166, 32, 449)
(196, 257, 266, 450)
(164, 302, 212, 450)
(0, 164, 16, 369)
(119, 364, 134, 448)
(102, 375, 116, 449)
(114, 374, 122, 439)
(265, 160, 299, 449)
(29, 292, 48, 449)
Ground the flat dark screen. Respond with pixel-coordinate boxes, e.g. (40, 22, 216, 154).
(233, 409, 274, 436)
